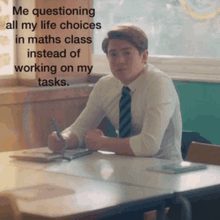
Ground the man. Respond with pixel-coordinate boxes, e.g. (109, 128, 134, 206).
(48, 24, 182, 161)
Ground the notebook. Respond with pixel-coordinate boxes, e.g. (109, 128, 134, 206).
(10, 148, 93, 163)
(146, 161, 207, 174)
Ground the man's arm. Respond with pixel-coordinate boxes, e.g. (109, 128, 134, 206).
(86, 129, 134, 155)
(129, 76, 177, 157)
(48, 77, 107, 152)
(100, 136, 134, 155)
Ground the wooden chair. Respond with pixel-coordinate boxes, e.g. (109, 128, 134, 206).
(0, 193, 22, 220)
(186, 141, 220, 165)
(181, 131, 211, 160)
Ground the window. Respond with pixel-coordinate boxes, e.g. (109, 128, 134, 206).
(92, 0, 220, 82)
(0, 0, 13, 75)
(0, 0, 17, 85)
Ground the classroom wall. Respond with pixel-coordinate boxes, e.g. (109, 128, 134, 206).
(174, 81, 220, 145)
(0, 88, 90, 151)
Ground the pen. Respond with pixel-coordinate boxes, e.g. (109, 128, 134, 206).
(51, 118, 67, 152)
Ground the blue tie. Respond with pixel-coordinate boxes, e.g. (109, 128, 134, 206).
(119, 86, 132, 138)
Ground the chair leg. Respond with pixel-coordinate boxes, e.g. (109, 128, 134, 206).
(144, 208, 170, 220)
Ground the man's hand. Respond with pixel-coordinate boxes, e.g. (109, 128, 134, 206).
(86, 129, 104, 150)
(48, 131, 67, 152)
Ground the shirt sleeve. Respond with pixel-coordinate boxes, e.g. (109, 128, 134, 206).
(62, 78, 106, 147)
(130, 75, 177, 156)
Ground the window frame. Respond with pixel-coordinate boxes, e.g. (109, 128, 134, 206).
(92, 0, 220, 83)
(92, 54, 220, 83)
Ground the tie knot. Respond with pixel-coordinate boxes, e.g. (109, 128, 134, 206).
(122, 86, 130, 95)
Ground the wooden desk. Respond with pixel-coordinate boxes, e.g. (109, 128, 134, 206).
(0, 152, 174, 220)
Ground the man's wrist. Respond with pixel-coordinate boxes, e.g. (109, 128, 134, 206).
(62, 132, 79, 148)
(98, 135, 109, 150)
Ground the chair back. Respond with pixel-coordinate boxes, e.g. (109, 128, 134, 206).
(186, 141, 220, 165)
(181, 131, 211, 160)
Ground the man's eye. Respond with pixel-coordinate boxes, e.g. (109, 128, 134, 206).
(109, 53, 116, 57)
(124, 51, 130, 55)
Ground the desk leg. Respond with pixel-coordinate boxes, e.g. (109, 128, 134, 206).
(179, 195, 192, 220)
(170, 194, 191, 220)
(157, 201, 166, 220)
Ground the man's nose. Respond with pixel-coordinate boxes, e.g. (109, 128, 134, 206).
(116, 54, 125, 63)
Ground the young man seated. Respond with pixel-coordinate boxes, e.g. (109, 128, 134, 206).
(48, 24, 182, 161)
(48, 23, 183, 220)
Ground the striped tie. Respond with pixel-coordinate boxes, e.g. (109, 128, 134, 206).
(119, 86, 132, 138)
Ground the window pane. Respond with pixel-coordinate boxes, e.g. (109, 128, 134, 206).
(0, 0, 14, 76)
(93, 0, 220, 58)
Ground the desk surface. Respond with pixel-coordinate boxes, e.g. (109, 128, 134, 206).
(0, 165, 173, 220)
(44, 151, 220, 196)
(3, 148, 220, 219)
(3, 148, 220, 195)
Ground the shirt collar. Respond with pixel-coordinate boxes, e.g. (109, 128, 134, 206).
(117, 68, 146, 93)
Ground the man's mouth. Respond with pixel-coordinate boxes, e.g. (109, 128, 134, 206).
(116, 68, 126, 71)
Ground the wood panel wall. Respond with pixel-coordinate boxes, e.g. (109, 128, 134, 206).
(0, 88, 106, 152)
(0, 95, 87, 151)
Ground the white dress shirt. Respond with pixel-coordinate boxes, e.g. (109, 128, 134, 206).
(62, 63, 183, 161)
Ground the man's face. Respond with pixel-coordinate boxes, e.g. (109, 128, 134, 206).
(107, 39, 148, 85)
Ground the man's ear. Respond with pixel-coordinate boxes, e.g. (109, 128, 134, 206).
(142, 50, 148, 64)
